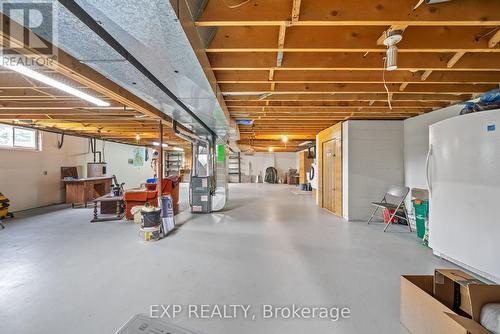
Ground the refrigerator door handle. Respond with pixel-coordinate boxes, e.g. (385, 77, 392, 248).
(426, 144, 433, 196)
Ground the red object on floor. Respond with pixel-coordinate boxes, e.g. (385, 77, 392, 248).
(383, 208, 399, 224)
(123, 176, 180, 220)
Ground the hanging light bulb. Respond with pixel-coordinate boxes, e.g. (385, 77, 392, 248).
(135, 134, 141, 141)
(268, 147, 274, 152)
(385, 45, 398, 71)
(282, 135, 289, 143)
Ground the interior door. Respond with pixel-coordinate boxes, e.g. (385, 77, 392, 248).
(322, 140, 337, 212)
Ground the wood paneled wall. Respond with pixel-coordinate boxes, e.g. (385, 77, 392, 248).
(317, 122, 343, 216)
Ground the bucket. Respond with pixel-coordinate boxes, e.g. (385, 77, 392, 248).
(139, 225, 160, 242)
(141, 203, 161, 228)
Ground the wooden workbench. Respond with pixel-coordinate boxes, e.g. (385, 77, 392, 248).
(63, 177, 113, 207)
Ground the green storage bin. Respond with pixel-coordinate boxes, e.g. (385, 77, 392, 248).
(413, 200, 429, 239)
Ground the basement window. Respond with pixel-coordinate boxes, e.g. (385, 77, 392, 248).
(0, 124, 40, 151)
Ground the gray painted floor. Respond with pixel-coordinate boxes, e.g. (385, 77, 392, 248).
(0, 184, 456, 334)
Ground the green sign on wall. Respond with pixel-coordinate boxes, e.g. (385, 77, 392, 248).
(217, 144, 225, 162)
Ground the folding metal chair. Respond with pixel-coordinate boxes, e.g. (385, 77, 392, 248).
(367, 185, 411, 232)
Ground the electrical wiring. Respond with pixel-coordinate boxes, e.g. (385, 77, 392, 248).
(413, 0, 425, 10)
(382, 57, 393, 110)
(222, 0, 250, 9)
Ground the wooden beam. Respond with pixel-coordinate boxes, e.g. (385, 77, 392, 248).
(277, 24, 287, 67)
(489, 29, 500, 48)
(208, 52, 500, 71)
(421, 70, 433, 81)
(208, 26, 500, 53)
(215, 69, 500, 84)
(224, 93, 471, 101)
(447, 52, 466, 68)
(226, 100, 446, 107)
(268, 69, 275, 81)
(220, 82, 495, 94)
(291, 0, 302, 24)
(197, 0, 500, 27)
(399, 82, 409, 91)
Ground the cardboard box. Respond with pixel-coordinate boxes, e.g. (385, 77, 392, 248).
(434, 269, 485, 316)
(401, 272, 500, 334)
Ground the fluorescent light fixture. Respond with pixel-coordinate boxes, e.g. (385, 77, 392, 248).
(152, 142, 168, 148)
(299, 141, 313, 147)
(0, 57, 110, 107)
(172, 147, 184, 151)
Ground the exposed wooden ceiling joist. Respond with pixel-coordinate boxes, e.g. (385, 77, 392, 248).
(207, 26, 500, 53)
(208, 52, 500, 71)
(197, 0, 500, 27)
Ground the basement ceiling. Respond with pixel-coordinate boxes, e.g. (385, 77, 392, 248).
(0, 69, 189, 148)
(195, 0, 500, 152)
(0, 0, 235, 140)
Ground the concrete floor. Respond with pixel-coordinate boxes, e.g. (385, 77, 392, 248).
(0, 183, 457, 334)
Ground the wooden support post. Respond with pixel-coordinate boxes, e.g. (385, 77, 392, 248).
(158, 120, 164, 200)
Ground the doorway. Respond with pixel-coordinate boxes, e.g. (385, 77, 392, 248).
(322, 139, 338, 213)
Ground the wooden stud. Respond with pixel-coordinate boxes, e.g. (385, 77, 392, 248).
(399, 82, 409, 91)
(421, 70, 433, 81)
(276, 25, 287, 67)
(488, 29, 500, 48)
(447, 52, 466, 68)
(291, 0, 302, 24)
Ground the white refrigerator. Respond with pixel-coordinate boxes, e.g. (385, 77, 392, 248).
(427, 109, 500, 283)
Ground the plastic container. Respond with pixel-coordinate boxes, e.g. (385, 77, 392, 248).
(413, 199, 429, 239)
(130, 206, 143, 224)
(139, 225, 160, 242)
(383, 208, 399, 224)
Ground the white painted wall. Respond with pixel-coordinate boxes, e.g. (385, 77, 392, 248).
(342, 121, 404, 221)
(240, 152, 298, 182)
(0, 131, 154, 212)
(403, 104, 461, 208)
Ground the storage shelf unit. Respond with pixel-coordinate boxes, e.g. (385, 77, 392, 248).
(165, 151, 184, 177)
(228, 153, 241, 183)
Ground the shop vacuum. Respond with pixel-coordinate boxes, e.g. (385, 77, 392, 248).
(0, 192, 14, 229)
